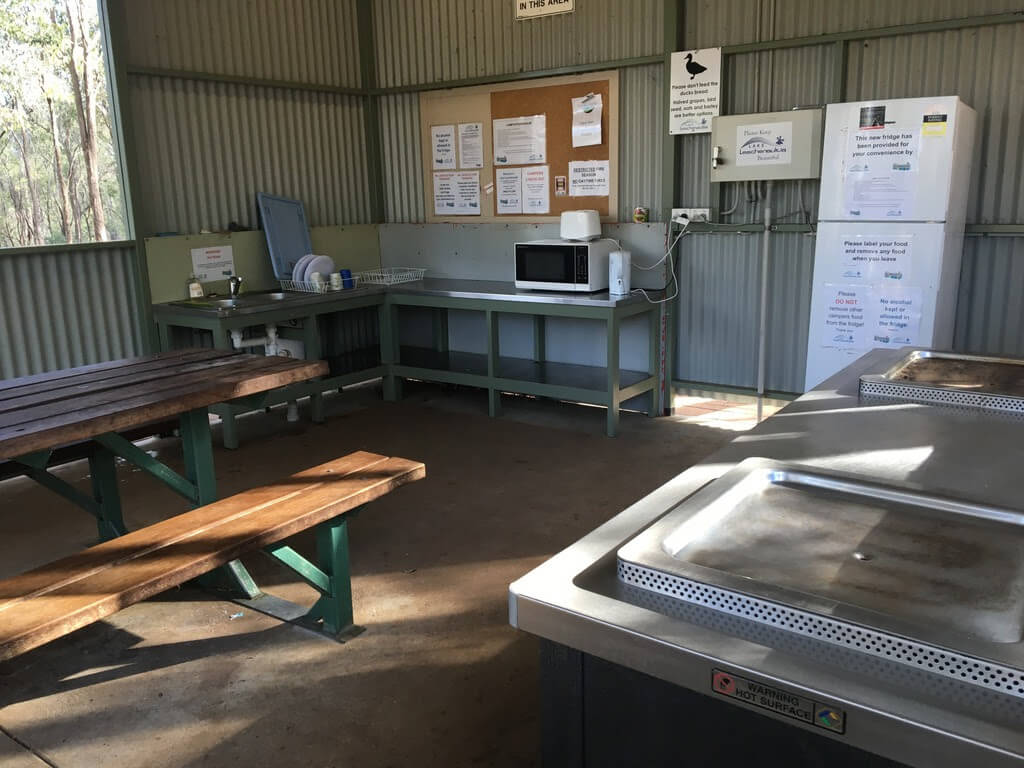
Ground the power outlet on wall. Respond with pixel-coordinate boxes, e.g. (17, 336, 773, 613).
(672, 208, 710, 224)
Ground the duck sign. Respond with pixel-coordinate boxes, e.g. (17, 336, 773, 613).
(669, 48, 721, 135)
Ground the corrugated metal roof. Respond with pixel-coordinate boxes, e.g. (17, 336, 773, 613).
(122, 0, 363, 88)
(129, 75, 372, 234)
(0, 245, 144, 378)
(373, 0, 664, 88)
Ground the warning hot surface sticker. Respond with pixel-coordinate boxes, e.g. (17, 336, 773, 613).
(711, 669, 846, 734)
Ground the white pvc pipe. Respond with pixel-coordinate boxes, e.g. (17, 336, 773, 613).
(230, 324, 279, 356)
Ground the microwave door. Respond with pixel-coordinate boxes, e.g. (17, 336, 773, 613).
(516, 244, 578, 290)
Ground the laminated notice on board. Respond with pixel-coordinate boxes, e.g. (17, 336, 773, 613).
(493, 115, 546, 165)
(431, 125, 456, 169)
(568, 160, 609, 197)
(523, 166, 550, 214)
(571, 93, 602, 147)
(496, 168, 523, 214)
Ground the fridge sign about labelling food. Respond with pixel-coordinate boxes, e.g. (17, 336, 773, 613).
(568, 160, 609, 197)
(839, 235, 913, 282)
(431, 124, 456, 170)
(736, 121, 792, 165)
(190, 246, 234, 282)
(515, 0, 573, 20)
(493, 115, 546, 165)
(668, 48, 720, 134)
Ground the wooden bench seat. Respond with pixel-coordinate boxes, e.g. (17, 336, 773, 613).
(0, 450, 425, 661)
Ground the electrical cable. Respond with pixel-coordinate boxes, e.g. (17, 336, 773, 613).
(630, 220, 690, 304)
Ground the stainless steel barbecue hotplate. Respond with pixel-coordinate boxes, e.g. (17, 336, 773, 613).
(617, 458, 1024, 699)
(859, 350, 1024, 413)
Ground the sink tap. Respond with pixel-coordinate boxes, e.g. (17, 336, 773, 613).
(228, 275, 244, 297)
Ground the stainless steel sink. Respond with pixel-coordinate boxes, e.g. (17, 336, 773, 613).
(617, 458, 1024, 697)
(236, 291, 291, 302)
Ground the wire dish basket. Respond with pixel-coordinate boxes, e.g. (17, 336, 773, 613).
(279, 275, 360, 294)
(357, 267, 426, 285)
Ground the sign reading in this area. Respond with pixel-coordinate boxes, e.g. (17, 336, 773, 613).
(515, 0, 574, 21)
(668, 48, 721, 134)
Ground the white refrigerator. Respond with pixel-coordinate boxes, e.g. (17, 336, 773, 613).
(803, 96, 977, 391)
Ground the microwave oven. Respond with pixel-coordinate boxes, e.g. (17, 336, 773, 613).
(514, 239, 613, 292)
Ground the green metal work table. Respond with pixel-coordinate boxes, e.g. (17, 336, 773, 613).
(153, 279, 662, 438)
(152, 287, 388, 448)
(382, 280, 662, 437)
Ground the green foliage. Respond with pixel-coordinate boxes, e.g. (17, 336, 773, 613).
(0, 0, 126, 248)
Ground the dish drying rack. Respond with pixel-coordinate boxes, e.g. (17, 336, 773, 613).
(358, 267, 426, 285)
(279, 267, 426, 294)
(279, 275, 361, 294)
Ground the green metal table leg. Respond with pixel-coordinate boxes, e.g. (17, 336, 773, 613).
(157, 322, 172, 352)
(433, 307, 449, 353)
(180, 406, 261, 599)
(533, 315, 546, 363)
(607, 314, 621, 437)
(486, 309, 502, 417)
(379, 300, 401, 401)
(307, 518, 356, 637)
(216, 404, 240, 450)
(88, 445, 126, 541)
(310, 392, 325, 423)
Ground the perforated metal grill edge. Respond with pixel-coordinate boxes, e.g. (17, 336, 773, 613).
(617, 560, 1024, 700)
(859, 378, 1024, 414)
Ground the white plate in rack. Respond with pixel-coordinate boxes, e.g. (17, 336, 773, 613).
(292, 254, 315, 282)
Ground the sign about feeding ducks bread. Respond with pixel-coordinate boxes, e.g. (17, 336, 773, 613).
(669, 48, 721, 135)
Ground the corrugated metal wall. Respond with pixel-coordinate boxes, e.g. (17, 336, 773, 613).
(0, 244, 145, 379)
(122, 0, 370, 235)
(129, 76, 371, 233)
(676, 1, 1024, 392)
(375, 0, 667, 223)
(123, 0, 362, 88)
(372, 0, 664, 88)
(380, 93, 425, 223)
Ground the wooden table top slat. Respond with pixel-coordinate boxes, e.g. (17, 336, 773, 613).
(0, 349, 327, 460)
(0, 354, 302, 430)
(0, 348, 225, 398)
(0, 352, 281, 418)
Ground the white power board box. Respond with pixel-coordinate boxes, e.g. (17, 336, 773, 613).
(710, 108, 824, 182)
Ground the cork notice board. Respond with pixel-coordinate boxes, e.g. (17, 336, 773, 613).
(419, 70, 618, 223)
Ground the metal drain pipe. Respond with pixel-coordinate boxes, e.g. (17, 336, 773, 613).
(756, 181, 773, 421)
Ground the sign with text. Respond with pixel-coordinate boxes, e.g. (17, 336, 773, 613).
(668, 48, 721, 134)
(190, 245, 234, 282)
(515, 0, 574, 20)
(736, 121, 793, 166)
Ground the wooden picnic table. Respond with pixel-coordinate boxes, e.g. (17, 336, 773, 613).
(0, 348, 327, 597)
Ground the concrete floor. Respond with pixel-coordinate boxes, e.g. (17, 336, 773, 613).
(0, 383, 738, 768)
